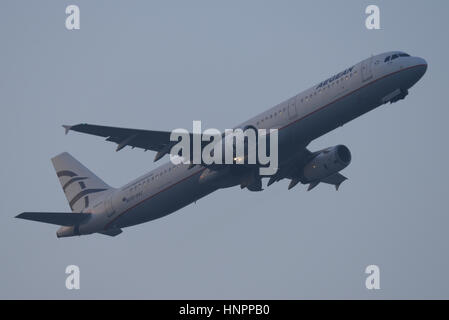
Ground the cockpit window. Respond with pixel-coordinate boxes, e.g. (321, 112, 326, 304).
(385, 53, 410, 63)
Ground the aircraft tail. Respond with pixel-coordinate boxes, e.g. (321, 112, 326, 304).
(51, 152, 112, 212)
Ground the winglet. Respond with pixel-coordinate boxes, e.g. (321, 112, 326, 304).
(62, 125, 72, 135)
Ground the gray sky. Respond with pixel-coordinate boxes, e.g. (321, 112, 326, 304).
(1, 0, 449, 299)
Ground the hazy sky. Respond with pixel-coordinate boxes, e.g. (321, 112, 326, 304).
(1, 0, 449, 299)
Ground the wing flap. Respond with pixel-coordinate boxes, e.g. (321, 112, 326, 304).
(16, 212, 91, 226)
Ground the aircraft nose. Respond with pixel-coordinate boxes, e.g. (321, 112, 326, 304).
(408, 57, 427, 82)
(415, 57, 428, 75)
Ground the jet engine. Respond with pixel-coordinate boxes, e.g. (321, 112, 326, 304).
(302, 145, 351, 182)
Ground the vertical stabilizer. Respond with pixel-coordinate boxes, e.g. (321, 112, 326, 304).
(51, 152, 112, 212)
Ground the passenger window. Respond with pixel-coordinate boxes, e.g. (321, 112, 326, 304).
(384, 56, 390, 62)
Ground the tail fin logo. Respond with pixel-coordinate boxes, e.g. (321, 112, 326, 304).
(57, 170, 107, 210)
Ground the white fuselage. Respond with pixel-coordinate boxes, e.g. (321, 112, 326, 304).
(76, 51, 427, 235)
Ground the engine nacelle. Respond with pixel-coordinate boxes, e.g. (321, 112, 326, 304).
(303, 145, 351, 182)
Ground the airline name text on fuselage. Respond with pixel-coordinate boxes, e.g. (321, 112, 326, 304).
(316, 66, 355, 89)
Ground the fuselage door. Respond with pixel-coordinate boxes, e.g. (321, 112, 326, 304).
(288, 97, 297, 120)
(361, 56, 373, 82)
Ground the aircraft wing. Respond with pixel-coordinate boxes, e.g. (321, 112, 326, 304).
(64, 123, 196, 161)
(16, 212, 91, 226)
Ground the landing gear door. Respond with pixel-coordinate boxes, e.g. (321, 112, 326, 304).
(361, 56, 373, 82)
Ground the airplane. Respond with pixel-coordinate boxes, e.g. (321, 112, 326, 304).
(16, 51, 427, 238)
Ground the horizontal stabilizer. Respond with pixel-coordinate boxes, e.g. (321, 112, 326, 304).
(16, 212, 91, 226)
